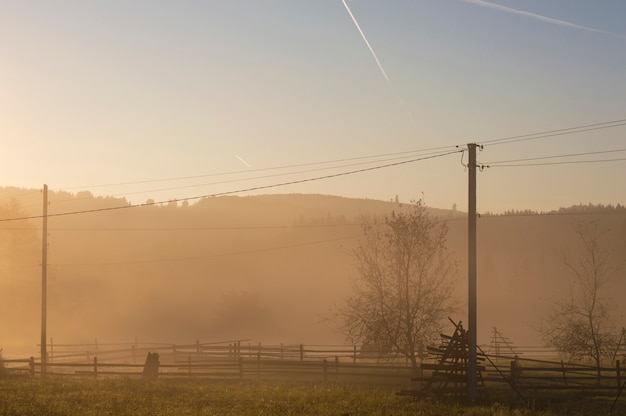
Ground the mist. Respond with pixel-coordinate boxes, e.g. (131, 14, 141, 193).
(1, 187, 625, 357)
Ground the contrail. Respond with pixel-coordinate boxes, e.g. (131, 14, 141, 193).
(341, 0, 391, 85)
(460, 0, 626, 39)
(235, 154, 253, 169)
(341, 0, 416, 125)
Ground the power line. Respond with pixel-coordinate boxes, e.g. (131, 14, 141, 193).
(50, 235, 362, 267)
(0, 223, 364, 232)
(0, 150, 462, 223)
(485, 157, 626, 168)
(482, 148, 626, 165)
(481, 148, 626, 168)
(9, 117, 624, 207)
(51, 149, 457, 203)
(55, 145, 460, 192)
(478, 118, 626, 147)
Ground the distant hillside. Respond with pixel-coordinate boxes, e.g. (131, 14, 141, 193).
(0, 187, 624, 357)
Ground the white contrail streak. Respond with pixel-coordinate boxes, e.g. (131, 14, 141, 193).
(341, 0, 391, 86)
(460, 0, 626, 39)
(341, 0, 416, 125)
(235, 155, 253, 169)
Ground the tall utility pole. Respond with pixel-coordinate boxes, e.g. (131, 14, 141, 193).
(467, 144, 478, 401)
(41, 184, 48, 377)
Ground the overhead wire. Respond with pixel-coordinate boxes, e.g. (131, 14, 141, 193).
(478, 118, 626, 147)
(481, 148, 626, 168)
(50, 149, 458, 203)
(0, 149, 463, 223)
(0, 223, 364, 232)
(2, 116, 625, 225)
(483, 157, 626, 168)
(55, 145, 460, 192)
(50, 234, 363, 267)
(5, 116, 625, 209)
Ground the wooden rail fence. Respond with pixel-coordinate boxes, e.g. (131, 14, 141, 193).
(3, 341, 414, 386)
(6, 341, 626, 393)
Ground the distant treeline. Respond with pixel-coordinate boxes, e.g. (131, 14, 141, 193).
(484, 203, 626, 217)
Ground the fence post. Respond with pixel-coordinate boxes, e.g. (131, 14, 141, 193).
(323, 359, 327, 381)
(93, 357, 98, 379)
(196, 340, 200, 357)
(617, 360, 621, 393)
(257, 349, 261, 379)
(353, 345, 357, 364)
(50, 338, 54, 363)
(132, 344, 136, 364)
(239, 357, 244, 379)
(335, 356, 339, 380)
(29, 356, 35, 378)
(510, 359, 517, 388)
(280, 343, 284, 360)
(561, 360, 567, 386)
(300, 344, 304, 362)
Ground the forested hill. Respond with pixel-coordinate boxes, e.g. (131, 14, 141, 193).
(1, 186, 625, 356)
(0, 186, 458, 223)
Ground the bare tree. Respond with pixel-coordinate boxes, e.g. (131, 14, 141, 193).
(540, 220, 618, 374)
(339, 201, 457, 371)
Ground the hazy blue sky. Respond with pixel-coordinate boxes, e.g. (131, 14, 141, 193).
(2, 0, 625, 213)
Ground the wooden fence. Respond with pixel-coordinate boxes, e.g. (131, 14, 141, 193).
(40, 340, 396, 364)
(485, 354, 626, 392)
(3, 341, 414, 386)
(5, 341, 626, 393)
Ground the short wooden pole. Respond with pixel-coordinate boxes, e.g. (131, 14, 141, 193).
(510, 359, 517, 388)
(617, 360, 621, 392)
(93, 357, 98, 379)
(323, 359, 327, 381)
(29, 356, 35, 378)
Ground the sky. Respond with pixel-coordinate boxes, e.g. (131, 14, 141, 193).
(1, 0, 625, 214)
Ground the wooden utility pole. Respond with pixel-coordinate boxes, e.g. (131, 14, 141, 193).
(41, 184, 48, 377)
(467, 144, 477, 401)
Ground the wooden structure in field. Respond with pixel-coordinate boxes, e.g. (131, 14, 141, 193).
(401, 319, 484, 395)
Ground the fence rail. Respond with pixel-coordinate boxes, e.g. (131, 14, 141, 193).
(6, 341, 626, 393)
(3, 341, 414, 386)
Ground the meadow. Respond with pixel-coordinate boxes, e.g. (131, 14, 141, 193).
(0, 377, 621, 416)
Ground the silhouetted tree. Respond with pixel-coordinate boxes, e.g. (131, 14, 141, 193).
(339, 200, 457, 371)
(540, 221, 619, 377)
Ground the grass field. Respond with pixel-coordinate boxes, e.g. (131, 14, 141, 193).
(0, 377, 624, 415)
